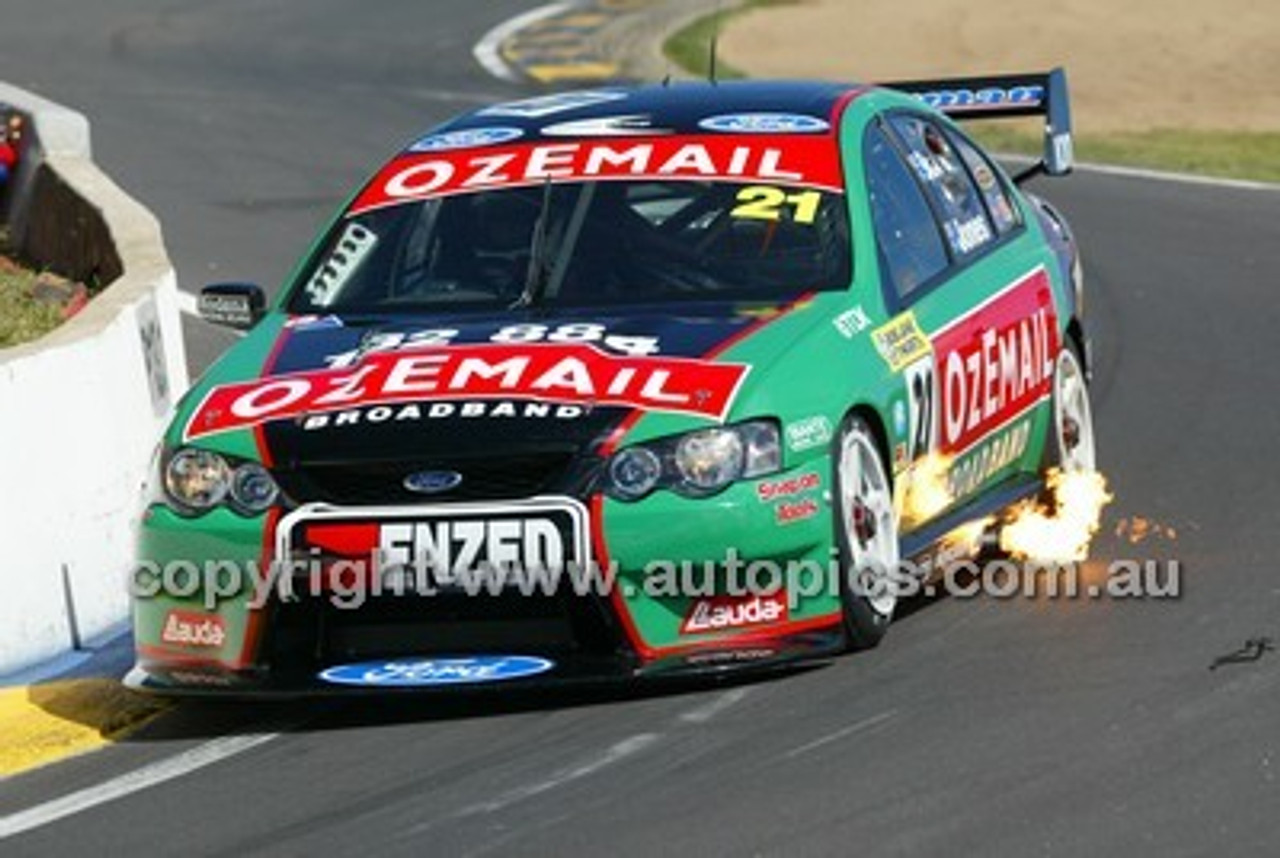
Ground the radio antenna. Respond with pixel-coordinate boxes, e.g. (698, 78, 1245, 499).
(709, 34, 719, 85)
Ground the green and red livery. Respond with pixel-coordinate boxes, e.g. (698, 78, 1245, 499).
(130, 70, 1095, 694)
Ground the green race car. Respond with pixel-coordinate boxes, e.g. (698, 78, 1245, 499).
(129, 70, 1094, 693)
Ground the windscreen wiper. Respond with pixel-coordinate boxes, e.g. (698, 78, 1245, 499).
(511, 178, 553, 309)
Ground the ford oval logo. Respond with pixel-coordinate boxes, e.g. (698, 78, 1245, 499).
(319, 656, 555, 687)
(403, 470, 463, 494)
(698, 112, 830, 134)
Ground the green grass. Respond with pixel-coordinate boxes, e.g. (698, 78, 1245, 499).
(665, 9, 1280, 185)
(663, 0, 798, 82)
(0, 250, 62, 349)
(968, 123, 1280, 184)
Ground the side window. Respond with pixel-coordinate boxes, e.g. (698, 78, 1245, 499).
(946, 130, 1022, 235)
(888, 114, 995, 258)
(863, 124, 949, 301)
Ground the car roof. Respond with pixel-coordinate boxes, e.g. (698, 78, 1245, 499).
(416, 80, 863, 147)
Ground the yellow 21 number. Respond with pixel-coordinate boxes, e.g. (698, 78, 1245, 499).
(731, 186, 821, 224)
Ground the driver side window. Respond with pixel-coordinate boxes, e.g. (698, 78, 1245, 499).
(863, 123, 948, 302)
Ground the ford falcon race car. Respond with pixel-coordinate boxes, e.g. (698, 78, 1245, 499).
(129, 69, 1094, 694)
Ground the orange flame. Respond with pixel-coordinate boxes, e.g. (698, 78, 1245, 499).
(999, 468, 1113, 563)
(1114, 516, 1177, 544)
(941, 516, 995, 558)
(899, 452, 954, 528)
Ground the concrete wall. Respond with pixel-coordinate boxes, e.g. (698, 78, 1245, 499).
(0, 82, 187, 676)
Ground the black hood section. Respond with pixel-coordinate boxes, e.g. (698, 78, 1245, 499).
(260, 304, 765, 480)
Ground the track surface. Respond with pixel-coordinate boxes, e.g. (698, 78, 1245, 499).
(3, 3, 1279, 855)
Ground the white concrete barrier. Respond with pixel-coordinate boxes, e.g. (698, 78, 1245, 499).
(0, 83, 187, 676)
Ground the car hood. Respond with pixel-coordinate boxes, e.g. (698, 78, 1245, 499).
(182, 302, 799, 470)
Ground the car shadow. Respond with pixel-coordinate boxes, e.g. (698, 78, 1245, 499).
(81, 660, 831, 746)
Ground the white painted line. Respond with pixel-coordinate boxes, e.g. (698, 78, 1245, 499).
(0, 731, 280, 840)
(783, 709, 898, 759)
(997, 152, 1280, 193)
(1075, 159, 1280, 193)
(461, 732, 659, 816)
(679, 687, 752, 724)
(472, 2, 573, 83)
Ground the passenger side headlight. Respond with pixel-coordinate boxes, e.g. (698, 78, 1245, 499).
(605, 420, 781, 500)
(162, 447, 279, 516)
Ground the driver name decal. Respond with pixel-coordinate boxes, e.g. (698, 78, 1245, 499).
(184, 343, 749, 440)
(350, 134, 843, 214)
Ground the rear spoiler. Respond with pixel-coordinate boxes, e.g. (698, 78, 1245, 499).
(881, 67, 1073, 184)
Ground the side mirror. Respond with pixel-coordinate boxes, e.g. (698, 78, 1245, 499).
(198, 282, 266, 330)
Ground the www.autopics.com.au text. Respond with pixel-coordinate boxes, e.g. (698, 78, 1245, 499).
(129, 549, 1182, 611)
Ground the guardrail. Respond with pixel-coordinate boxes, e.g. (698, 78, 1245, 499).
(0, 82, 187, 677)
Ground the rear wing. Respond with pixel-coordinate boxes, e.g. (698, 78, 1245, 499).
(881, 67, 1073, 183)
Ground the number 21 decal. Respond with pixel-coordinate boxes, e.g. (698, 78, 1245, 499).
(731, 186, 821, 224)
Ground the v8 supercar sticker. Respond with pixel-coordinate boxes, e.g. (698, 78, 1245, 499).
(872, 312, 930, 371)
(184, 343, 750, 440)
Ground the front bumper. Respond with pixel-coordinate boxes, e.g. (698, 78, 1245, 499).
(132, 460, 844, 696)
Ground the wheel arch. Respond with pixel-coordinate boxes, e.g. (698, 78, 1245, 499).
(1065, 316, 1091, 381)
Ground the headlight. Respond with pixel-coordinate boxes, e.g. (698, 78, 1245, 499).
(230, 462, 280, 513)
(607, 446, 663, 500)
(605, 420, 781, 500)
(162, 447, 280, 516)
(675, 428, 744, 492)
(164, 448, 231, 511)
(739, 421, 782, 478)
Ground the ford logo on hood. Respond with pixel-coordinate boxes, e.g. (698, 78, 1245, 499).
(403, 470, 463, 494)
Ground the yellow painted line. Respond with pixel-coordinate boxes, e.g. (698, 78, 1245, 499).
(596, 0, 659, 10)
(0, 680, 170, 778)
(507, 31, 586, 48)
(502, 40, 588, 61)
(553, 13, 611, 28)
(525, 62, 622, 83)
(506, 45, 604, 62)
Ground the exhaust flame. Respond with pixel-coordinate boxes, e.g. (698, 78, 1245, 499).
(941, 516, 995, 558)
(900, 452, 954, 528)
(1000, 468, 1113, 563)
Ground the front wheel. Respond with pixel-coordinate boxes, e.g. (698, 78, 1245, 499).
(833, 416, 900, 650)
(1050, 344, 1096, 473)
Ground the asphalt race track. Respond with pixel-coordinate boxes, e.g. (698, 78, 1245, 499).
(2, 3, 1279, 855)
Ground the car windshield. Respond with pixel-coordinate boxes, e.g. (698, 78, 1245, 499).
(287, 179, 850, 313)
